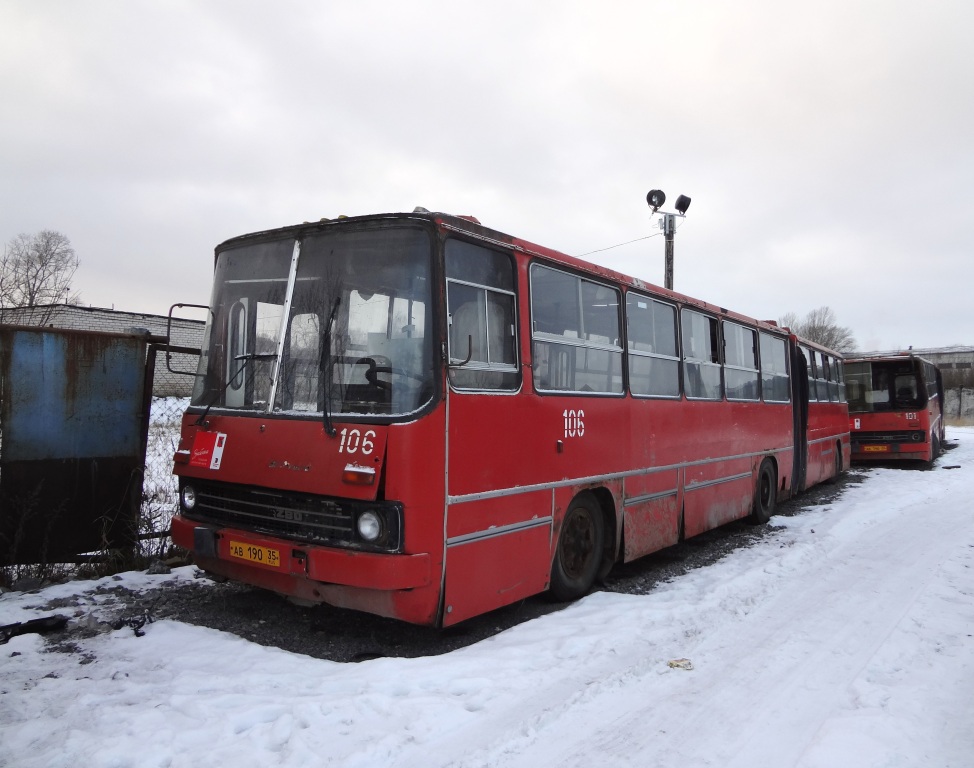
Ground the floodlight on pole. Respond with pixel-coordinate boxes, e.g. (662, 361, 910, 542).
(646, 189, 691, 290)
(646, 189, 666, 213)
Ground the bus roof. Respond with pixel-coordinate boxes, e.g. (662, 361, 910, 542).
(217, 209, 843, 355)
(844, 353, 938, 367)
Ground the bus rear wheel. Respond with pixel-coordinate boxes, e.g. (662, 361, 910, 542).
(550, 492, 604, 602)
(750, 459, 777, 525)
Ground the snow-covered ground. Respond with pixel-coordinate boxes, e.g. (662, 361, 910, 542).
(2, 428, 972, 768)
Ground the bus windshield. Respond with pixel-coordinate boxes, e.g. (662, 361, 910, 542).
(191, 225, 435, 418)
(845, 360, 925, 412)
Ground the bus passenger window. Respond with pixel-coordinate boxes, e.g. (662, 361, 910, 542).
(801, 346, 819, 402)
(759, 332, 790, 402)
(825, 355, 841, 401)
(723, 321, 759, 401)
(835, 359, 846, 403)
(531, 266, 580, 338)
(445, 240, 519, 391)
(531, 264, 622, 394)
(930, 363, 940, 399)
(681, 309, 721, 400)
(626, 294, 679, 398)
(817, 354, 833, 401)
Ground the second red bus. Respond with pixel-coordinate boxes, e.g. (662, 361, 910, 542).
(845, 354, 945, 463)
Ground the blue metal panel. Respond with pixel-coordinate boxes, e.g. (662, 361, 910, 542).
(0, 326, 149, 564)
(1, 328, 144, 461)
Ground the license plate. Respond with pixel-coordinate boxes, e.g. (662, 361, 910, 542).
(229, 540, 281, 567)
(863, 445, 889, 453)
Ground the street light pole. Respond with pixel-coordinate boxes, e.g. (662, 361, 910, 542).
(646, 189, 691, 292)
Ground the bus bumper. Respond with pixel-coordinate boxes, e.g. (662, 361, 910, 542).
(171, 514, 432, 592)
(851, 443, 930, 461)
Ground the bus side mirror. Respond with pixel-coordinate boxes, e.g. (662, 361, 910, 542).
(166, 302, 211, 376)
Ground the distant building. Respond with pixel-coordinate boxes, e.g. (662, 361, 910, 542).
(0, 304, 204, 397)
(853, 345, 974, 424)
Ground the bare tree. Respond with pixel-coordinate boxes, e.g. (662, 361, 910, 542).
(0, 230, 80, 324)
(780, 306, 856, 354)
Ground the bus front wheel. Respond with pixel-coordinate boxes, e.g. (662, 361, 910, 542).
(550, 493, 604, 602)
(750, 460, 777, 525)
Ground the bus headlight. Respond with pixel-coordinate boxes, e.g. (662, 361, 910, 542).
(357, 510, 383, 542)
(181, 485, 197, 511)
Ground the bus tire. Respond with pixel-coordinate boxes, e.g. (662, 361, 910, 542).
(750, 459, 777, 525)
(550, 492, 605, 602)
(931, 433, 941, 461)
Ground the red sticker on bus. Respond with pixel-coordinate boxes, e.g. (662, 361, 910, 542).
(189, 431, 227, 469)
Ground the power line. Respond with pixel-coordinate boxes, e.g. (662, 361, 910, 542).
(578, 231, 661, 257)
(578, 216, 688, 258)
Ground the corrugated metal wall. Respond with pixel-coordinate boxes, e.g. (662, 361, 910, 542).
(0, 325, 151, 564)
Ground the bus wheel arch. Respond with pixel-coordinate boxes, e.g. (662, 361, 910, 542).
(749, 458, 777, 525)
(827, 440, 843, 483)
(588, 486, 618, 581)
(549, 490, 607, 601)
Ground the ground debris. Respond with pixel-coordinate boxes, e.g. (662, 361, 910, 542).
(111, 611, 155, 637)
(1, 615, 69, 644)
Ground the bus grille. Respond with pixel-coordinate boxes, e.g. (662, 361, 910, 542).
(853, 431, 926, 444)
(181, 479, 402, 552)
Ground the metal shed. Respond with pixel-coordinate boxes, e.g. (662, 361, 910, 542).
(0, 325, 154, 564)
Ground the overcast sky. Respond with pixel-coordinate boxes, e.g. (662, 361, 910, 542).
(2, 1, 971, 352)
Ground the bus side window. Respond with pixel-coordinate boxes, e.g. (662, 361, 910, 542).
(626, 294, 679, 398)
(759, 332, 790, 402)
(924, 362, 938, 399)
(531, 264, 623, 394)
(802, 346, 819, 402)
(819, 354, 833, 401)
(446, 240, 519, 391)
(723, 321, 759, 401)
(825, 355, 841, 401)
(681, 309, 721, 400)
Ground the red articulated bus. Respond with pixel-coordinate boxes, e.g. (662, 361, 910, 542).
(171, 210, 849, 626)
(845, 354, 945, 464)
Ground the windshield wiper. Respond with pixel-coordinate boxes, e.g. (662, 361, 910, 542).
(194, 352, 277, 426)
(319, 297, 342, 437)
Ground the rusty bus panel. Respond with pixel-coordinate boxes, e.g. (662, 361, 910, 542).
(0, 325, 150, 564)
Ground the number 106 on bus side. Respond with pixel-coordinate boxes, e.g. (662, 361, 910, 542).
(563, 409, 585, 438)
